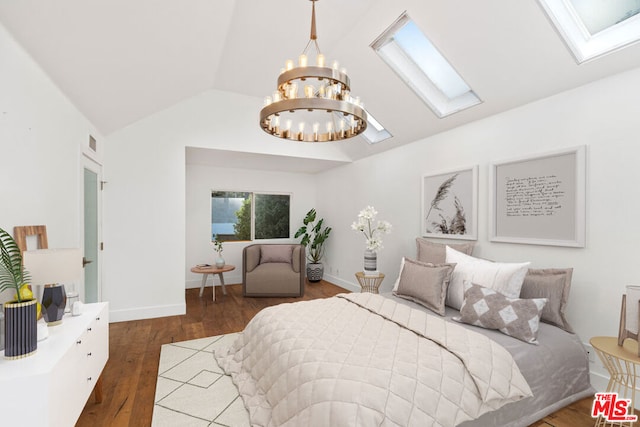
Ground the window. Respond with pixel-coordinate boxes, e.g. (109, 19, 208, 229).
(371, 12, 481, 118)
(539, 0, 640, 62)
(211, 191, 290, 241)
(361, 110, 393, 144)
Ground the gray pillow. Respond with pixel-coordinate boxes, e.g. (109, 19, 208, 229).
(392, 258, 456, 316)
(260, 245, 293, 264)
(455, 281, 547, 344)
(415, 237, 474, 264)
(519, 268, 574, 333)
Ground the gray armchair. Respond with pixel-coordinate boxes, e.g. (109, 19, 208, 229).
(242, 244, 305, 297)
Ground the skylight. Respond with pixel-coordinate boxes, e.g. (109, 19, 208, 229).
(361, 110, 392, 144)
(539, 0, 640, 62)
(371, 12, 481, 118)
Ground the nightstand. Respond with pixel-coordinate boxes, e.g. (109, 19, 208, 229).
(355, 272, 385, 294)
(590, 336, 640, 426)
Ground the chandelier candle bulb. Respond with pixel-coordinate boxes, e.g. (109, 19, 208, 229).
(332, 60, 339, 70)
(305, 85, 314, 98)
(264, 96, 272, 106)
(316, 53, 325, 67)
(325, 86, 333, 99)
(299, 54, 308, 67)
(289, 83, 298, 99)
(273, 92, 281, 102)
(286, 59, 294, 70)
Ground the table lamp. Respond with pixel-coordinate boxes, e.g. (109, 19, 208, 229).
(23, 248, 83, 326)
(618, 285, 640, 356)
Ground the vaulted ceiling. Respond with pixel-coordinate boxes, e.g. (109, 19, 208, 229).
(2, 0, 640, 161)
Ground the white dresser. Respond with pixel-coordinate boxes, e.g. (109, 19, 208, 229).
(0, 302, 109, 427)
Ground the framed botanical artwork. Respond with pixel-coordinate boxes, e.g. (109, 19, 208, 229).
(489, 145, 586, 247)
(422, 166, 478, 241)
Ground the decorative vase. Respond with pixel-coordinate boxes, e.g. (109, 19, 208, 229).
(364, 249, 378, 275)
(42, 284, 67, 326)
(215, 257, 225, 268)
(4, 299, 37, 359)
(307, 263, 324, 282)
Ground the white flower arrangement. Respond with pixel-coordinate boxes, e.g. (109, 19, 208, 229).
(351, 206, 392, 252)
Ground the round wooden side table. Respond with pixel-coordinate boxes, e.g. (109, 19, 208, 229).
(355, 272, 385, 294)
(590, 336, 640, 426)
(190, 264, 235, 301)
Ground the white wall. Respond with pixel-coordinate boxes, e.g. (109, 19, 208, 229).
(317, 66, 640, 389)
(185, 164, 317, 288)
(0, 23, 102, 303)
(103, 89, 345, 321)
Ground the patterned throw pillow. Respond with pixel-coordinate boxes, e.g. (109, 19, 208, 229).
(455, 281, 548, 344)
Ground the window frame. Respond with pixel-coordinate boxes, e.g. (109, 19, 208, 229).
(210, 190, 291, 242)
(370, 12, 482, 118)
(538, 0, 640, 63)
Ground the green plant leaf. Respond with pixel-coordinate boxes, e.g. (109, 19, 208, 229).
(0, 227, 29, 302)
(294, 226, 307, 238)
(296, 209, 330, 263)
(303, 208, 316, 225)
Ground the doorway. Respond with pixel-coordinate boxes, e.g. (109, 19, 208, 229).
(83, 158, 102, 303)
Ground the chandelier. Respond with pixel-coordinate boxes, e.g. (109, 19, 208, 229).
(259, 0, 367, 142)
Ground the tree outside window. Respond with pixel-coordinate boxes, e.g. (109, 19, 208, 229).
(211, 191, 290, 242)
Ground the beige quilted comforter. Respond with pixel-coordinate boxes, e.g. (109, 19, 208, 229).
(215, 293, 532, 426)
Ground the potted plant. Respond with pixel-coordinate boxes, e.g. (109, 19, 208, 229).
(295, 209, 332, 282)
(213, 235, 225, 268)
(0, 227, 37, 359)
(351, 206, 392, 274)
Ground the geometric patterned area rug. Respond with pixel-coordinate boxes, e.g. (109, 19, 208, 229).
(152, 333, 250, 427)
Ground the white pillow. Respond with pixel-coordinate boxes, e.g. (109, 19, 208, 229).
(392, 257, 406, 292)
(445, 246, 530, 310)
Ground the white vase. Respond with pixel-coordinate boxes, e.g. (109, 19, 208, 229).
(364, 249, 377, 275)
(215, 257, 225, 268)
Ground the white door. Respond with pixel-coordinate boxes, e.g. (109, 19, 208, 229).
(82, 157, 102, 303)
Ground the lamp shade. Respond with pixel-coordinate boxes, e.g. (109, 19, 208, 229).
(626, 285, 640, 335)
(23, 248, 83, 286)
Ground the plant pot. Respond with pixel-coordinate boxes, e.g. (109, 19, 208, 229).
(215, 257, 225, 269)
(306, 263, 324, 282)
(4, 299, 37, 359)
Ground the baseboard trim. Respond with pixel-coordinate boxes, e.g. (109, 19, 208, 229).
(322, 274, 359, 293)
(109, 303, 186, 323)
(590, 371, 608, 392)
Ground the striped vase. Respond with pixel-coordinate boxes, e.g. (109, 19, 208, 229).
(364, 249, 378, 275)
(4, 299, 37, 359)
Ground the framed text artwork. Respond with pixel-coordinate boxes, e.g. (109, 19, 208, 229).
(422, 166, 478, 241)
(489, 146, 586, 247)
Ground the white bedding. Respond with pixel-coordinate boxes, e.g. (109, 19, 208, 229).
(215, 293, 533, 426)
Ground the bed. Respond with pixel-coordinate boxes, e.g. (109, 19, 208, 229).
(215, 241, 594, 426)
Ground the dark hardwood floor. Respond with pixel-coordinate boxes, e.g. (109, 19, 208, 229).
(77, 281, 595, 427)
